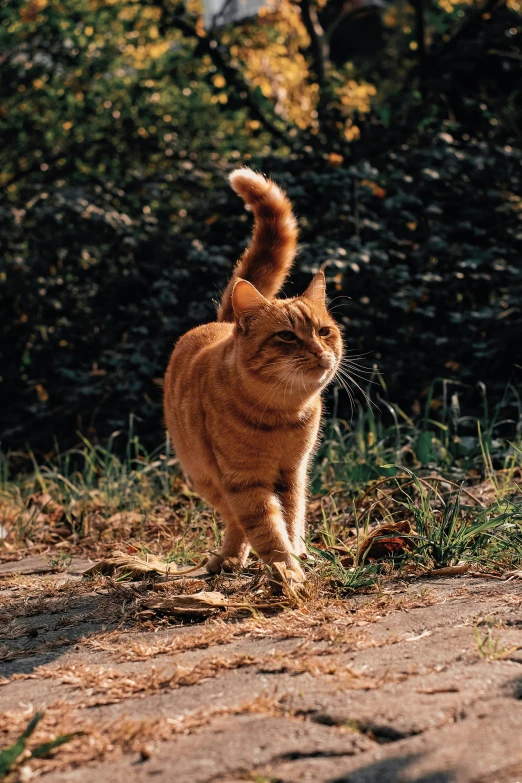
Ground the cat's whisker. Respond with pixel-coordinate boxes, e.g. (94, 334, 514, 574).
(258, 373, 294, 417)
(260, 365, 301, 419)
(336, 369, 380, 414)
(334, 373, 355, 420)
(285, 366, 302, 408)
(340, 349, 373, 357)
(340, 361, 379, 375)
(339, 366, 381, 384)
(340, 356, 382, 375)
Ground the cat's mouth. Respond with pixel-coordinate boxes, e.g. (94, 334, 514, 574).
(305, 353, 336, 374)
(302, 360, 338, 387)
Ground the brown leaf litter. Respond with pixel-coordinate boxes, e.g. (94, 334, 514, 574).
(83, 588, 438, 664)
(0, 695, 304, 778)
(10, 653, 263, 706)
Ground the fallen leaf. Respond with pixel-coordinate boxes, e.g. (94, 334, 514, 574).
(101, 511, 144, 539)
(405, 629, 432, 642)
(29, 492, 65, 525)
(144, 591, 228, 616)
(358, 520, 414, 563)
(428, 564, 470, 577)
(84, 552, 207, 579)
(144, 592, 289, 616)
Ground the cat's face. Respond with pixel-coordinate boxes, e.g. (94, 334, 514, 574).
(232, 271, 343, 399)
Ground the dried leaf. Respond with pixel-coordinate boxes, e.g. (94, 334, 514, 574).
(105, 511, 144, 529)
(144, 591, 228, 616)
(428, 563, 470, 577)
(84, 552, 207, 579)
(358, 520, 414, 563)
(29, 493, 65, 525)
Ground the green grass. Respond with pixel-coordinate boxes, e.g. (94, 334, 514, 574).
(399, 472, 522, 569)
(0, 712, 80, 779)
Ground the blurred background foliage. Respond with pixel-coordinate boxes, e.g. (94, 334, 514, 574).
(1, 0, 521, 454)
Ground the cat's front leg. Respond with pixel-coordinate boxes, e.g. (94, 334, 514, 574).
(207, 517, 250, 574)
(276, 461, 309, 557)
(223, 484, 304, 579)
(201, 491, 251, 574)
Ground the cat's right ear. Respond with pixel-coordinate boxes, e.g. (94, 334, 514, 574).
(232, 279, 268, 331)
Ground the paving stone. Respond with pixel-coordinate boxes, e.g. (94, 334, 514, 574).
(1, 577, 521, 783)
(0, 556, 93, 577)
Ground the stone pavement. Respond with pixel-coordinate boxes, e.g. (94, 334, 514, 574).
(1, 566, 521, 782)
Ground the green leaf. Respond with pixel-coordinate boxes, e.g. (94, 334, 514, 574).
(31, 733, 83, 759)
(0, 712, 44, 776)
(415, 431, 435, 465)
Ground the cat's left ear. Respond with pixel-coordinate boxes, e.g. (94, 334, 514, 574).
(301, 269, 326, 306)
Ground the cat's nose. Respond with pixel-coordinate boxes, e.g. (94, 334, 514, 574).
(310, 343, 333, 367)
(309, 341, 324, 357)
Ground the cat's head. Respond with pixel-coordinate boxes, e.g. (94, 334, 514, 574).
(232, 270, 343, 400)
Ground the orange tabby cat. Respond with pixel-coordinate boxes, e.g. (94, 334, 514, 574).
(164, 168, 343, 584)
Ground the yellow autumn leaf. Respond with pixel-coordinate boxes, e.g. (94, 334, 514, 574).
(328, 152, 344, 168)
(35, 384, 49, 402)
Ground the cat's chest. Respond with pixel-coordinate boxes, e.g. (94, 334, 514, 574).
(207, 400, 320, 462)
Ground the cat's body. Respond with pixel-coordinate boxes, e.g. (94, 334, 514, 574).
(164, 169, 343, 582)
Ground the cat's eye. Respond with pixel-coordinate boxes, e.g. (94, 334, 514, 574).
(277, 331, 297, 342)
(318, 327, 330, 337)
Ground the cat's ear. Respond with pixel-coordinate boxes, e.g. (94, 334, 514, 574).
(232, 279, 268, 328)
(301, 269, 326, 306)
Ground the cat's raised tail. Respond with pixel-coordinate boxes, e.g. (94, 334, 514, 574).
(217, 168, 298, 322)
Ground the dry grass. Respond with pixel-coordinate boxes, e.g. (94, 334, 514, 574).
(81, 586, 438, 663)
(9, 653, 265, 706)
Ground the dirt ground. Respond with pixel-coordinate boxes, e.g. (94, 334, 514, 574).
(1, 557, 522, 783)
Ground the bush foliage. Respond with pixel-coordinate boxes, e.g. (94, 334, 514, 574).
(1, 0, 521, 451)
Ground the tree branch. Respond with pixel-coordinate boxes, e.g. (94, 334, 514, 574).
(411, 0, 427, 80)
(156, 1, 296, 147)
(324, 4, 353, 42)
(299, 0, 329, 84)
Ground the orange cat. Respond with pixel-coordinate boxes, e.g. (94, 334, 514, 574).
(164, 169, 343, 585)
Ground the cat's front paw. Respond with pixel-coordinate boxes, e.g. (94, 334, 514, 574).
(206, 554, 246, 575)
(206, 554, 224, 574)
(267, 560, 307, 598)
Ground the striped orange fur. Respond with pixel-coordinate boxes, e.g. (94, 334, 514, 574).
(164, 169, 343, 584)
